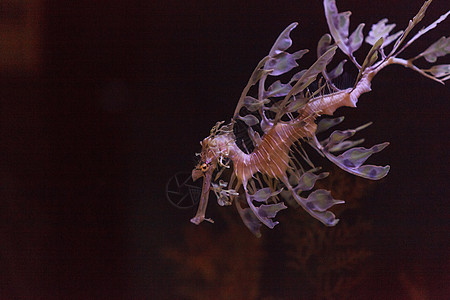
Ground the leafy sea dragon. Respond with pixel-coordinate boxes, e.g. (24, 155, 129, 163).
(189, 0, 450, 237)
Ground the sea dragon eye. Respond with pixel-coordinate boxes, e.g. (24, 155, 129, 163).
(200, 163, 209, 173)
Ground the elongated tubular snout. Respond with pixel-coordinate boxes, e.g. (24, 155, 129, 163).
(190, 166, 214, 225)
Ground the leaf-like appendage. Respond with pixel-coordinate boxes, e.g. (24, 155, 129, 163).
(265, 50, 308, 76)
(257, 203, 287, 218)
(327, 59, 347, 80)
(253, 202, 288, 229)
(324, 0, 365, 56)
(324, 129, 356, 149)
(265, 80, 292, 98)
(306, 189, 344, 212)
(336, 143, 389, 168)
(238, 114, 259, 126)
(290, 70, 307, 83)
(269, 22, 298, 57)
(324, 0, 350, 43)
(295, 171, 329, 192)
(366, 18, 403, 47)
(244, 96, 269, 112)
(328, 138, 365, 152)
(317, 33, 347, 83)
(286, 95, 309, 113)
(317, 33, 333, 57)
(316, 116, 345, 134)
(427, 64, 450, 79)
(357, 37, 383, 83)
(348, 23, 365, 53)
(315, 211, 340, 226)
(251, 187, 283, 203)
(419, 36, 450, 63)
(248, 57, 272, 87)
(352, 164, 390, 180)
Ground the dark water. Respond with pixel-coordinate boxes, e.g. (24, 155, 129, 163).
(1, 1, 448, 299)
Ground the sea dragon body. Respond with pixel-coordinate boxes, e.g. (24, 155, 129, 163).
(189, 0, 450, 236)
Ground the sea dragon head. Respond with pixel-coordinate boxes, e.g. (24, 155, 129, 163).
(190, 121, 233, 224)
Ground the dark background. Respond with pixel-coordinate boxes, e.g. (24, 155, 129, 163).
(0, 0, 449, 298)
